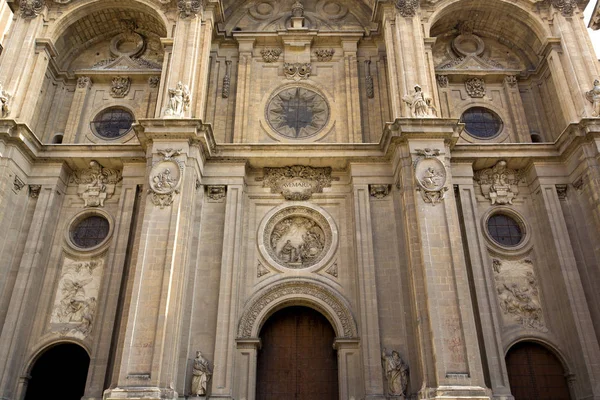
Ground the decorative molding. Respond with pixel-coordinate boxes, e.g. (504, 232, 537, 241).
(29, 185, 41, 198)
(77, 76, 92, 89)
(20, 0, 44, 19)
(148, 76, 160, 88)
(237, 280, 357, 338)
(474, 161, 521, 205)
(13, 176, 25, 192)
(556, 184, 568, 200)
(261, 48, 282, 63)
(436, 75, 449, 88)
(364, 60, 374, 99)
(492, 258, 547, 332)
(222, 60, 232, 98)
(148, 149, 184, 208)
(178, 0, 204, 18)
(325, 263, 338, 278)
(414, 149, 447, 205)
(548, 0, 576, 16)
(369, 184, 390, 199)
(395, 0, 419, 17)
(257, 262, 270, 278)
(283, 63, 311, 80)
(465, 77, 485, 98)
(110, 76, 131, 98)
(504, 75, 518, 88)
(315, 49, 335, 62)
(206, 185, 227, 202)
(257, 165, 335, 200)
(70, 161, 122, 207)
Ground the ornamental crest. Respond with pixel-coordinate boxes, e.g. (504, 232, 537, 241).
(178, 0, 204, 18)
(70, 160, 122, 207)
(395, 0, 419, 17)
(474, 160, 521, 205)
(20, 0, 44, 19)
(257, 165, 334, 200)
(284, 63, 311, 80)
(414, 149, 448, 205)
(110, 76, 131, 98)
(148, 149, 184, 208)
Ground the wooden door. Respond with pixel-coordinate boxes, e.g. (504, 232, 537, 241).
(257, 306, 339, 400)
(506, 341, 571, 400)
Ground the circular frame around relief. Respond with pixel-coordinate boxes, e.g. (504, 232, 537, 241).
(414, 157, 447, 193)
(148, 159, 183, 195)
(258, 204, 338, 272)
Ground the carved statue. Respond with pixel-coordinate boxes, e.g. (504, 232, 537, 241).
(191, 351, 212, 397)
(586, 79, 600, 117)
(0, 83, 10, 118)
(381, 348, 409, 397)
(164, 81, 191, 118)
(403, 85, 436, 118)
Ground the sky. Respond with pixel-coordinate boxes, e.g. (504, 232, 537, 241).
(585, 2, 600, 57)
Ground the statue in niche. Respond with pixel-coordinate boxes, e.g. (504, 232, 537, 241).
(0, 83, 10, 118)
(191, 351, 212, 397)
(164, 81, 191, 118)
(381, 348, 409, 397)
(586, 79, 600, 117)
(403, 85, 436, 118)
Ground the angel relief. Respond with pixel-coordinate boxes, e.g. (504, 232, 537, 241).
(271, 216, 326, 269)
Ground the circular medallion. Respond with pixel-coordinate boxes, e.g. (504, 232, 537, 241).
(415, 157, 447, 192)
(149, 160, 182, 195)
(259, 205, 337, 270)
(266, 87, 330, 139)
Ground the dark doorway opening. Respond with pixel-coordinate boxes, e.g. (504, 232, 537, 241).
(256, 306, 339, 400)
(25, 343, 90, 400)
(506, 341, 571, 400)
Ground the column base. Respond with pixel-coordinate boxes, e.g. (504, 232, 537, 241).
(103, 387, 178, 400)
(418, 386, 491, 400)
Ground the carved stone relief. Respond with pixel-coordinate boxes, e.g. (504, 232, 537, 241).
(237, 280, 357, 338)
(325, 263, 338, 278)
(148, 76, 160, 88)
(492, 258, 547, 332)
(257, 165, 335, 200)
(370, 184, 391, 199)
(110, 76, 131, 98)
(77, 76, 92, 88)
(70, 161, 123, 207)
(548, 0, 577, 16)
(261, 48, 282, 63)
(465, 78, 485, 98)
(29, 185, 41, 198)
(414, 149, 448, 205)
(556, 184, 568, 200)
(222, 60, 232, 99)
(207, 185, 227, 202)
(505, 76, 518, 88)
(283, 63, 311, 80)
(0, 83, 10, 117)
(263, 207, 332, 269)
(474, 161, 521, 205)
(436, 75, 449, 88)
(178, 0, 204, 18)
(164, 82, 191, 118)
(51, 258, 103, 338)
(403, 85, 437, 118)
(91, 30, 161, 71)
(315, 49, 335, 62)
(266, 87, 329, 139)
(257, 262, 270, 278)
(13, 176, 25, 192)
(395, 0, 419, 17)
(585, 79, 600, 117)
(148, 149, 184, 208)
(20, 0, 44, 19)
(381, 348, 409, 397)
(364, 60, 375, 99)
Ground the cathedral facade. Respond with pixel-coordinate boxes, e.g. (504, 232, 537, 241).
(0, 0, 600, 399)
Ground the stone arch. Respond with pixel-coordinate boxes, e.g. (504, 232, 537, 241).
(237, 278, 358, 339)
(24, 338, 91, 376)
(503, 334, 573, 375)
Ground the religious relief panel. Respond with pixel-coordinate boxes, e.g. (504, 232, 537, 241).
(148, 149, 184, 208)
(50, 258, 103, 338)
(266, 87, 329, 139)
(414, 149, 448, 205)
(259, 206, 337, 270)
(474, 161, 521, 205)
(257, 165, 335, 200)
(70, 161, 123, 207)
(492, 258, 547, 332)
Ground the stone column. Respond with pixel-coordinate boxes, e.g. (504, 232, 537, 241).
(390, 120, 489, 399)
(104, 123, 204, 400)
(453, 162, 513, 399)
(334, 339, 362, 400)
(0, 165, 68, 399)
(342, 38, 363, 143)
(232, 38, 254, 143)
(234, 339, 261, 400)
(62, 76, 93, 143)
(544, 41, 579, 122)
(211, 183, 245, 399)
(503, 76, 531, 143)
(351, 182, 385, 400)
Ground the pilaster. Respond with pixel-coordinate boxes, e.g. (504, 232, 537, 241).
(63, 77, 93, 144)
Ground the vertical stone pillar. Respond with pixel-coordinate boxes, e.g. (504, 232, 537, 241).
(503, 76, 531, 142)
(62, 76, 93, 143)
(232, 39, 254, 143)
(544, 42, 579, 122)
(342, 39, 363, 143)
(0, 166, 67, 399)
(453, 163, 513, 399)
(351, 182, 385, 400)
(391, 121, 489, 399)
(334, 339, 362, 400)
(211, 183, 245, 399)
(234, 339, 261, 400)
(105, 124, 203, 400)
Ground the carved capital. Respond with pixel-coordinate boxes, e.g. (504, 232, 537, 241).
(207, 185, 227, 202)
(315, 49, 335, 62)
(20, 0, 44, 19)
(77, 76, 92, 89)
(178, 0, 204, 18)
(13, 176, 25, 192)
(29, 184, 41, 198)
(261, 48, 282, 63)
(370, 184, 391, 199)
(548, 0, 577, 16)
(436, 75, 449, 88)
(556, 184, 568, 200)
(395, 0, 419, 17)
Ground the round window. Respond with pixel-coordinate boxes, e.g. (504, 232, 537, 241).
(461, 107, 503, 139)
(486, 214, 523, 247)
(91, 107, 134, 139)
(70, 215, 110, 249)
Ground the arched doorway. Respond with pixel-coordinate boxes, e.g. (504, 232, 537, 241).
(24, 343, 90, 400)
(256, 306, 339, 400)
(505, 341, 571, 400)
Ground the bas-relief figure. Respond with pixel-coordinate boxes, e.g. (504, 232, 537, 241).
(271, 216, 326, 268)
(414, 149, 448, 205)
(493, 258, 547, 332)
(474, 160, 521, 205)
(191, 351, 212, 397)
(381, 348, 409, 397)
(148, 149, 184, 208)
(586, 79, 600, 117)
(403, 85, 437, 118)
(164, 81, 191, 118)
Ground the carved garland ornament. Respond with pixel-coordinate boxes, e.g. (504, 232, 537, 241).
(237, 280, 357, 338)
